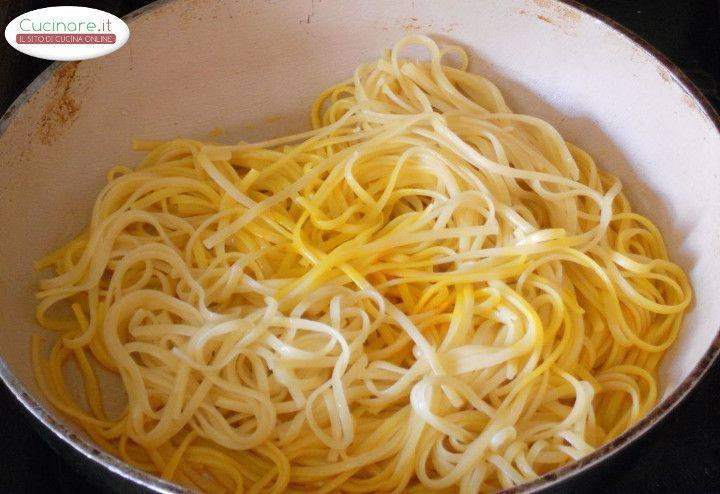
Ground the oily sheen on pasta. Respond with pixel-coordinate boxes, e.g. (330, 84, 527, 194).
(33, 36, 691, 493)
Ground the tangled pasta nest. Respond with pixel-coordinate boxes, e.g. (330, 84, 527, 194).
(33, 35, 691, 493)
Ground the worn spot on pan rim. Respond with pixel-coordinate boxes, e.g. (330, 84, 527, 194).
(537, 15, 556, 25)
(657, 66, 671, 83)
(533, 0, 581, 23)
(38, 61, 80, 145)
(397, 16, 432, 32)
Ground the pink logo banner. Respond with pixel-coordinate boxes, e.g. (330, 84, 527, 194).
(16, 33, 116, 44)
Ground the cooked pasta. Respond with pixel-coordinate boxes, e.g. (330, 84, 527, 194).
(32, 35, 691, 493)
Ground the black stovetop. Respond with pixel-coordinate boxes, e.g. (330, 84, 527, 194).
(0, 1, 718, 493)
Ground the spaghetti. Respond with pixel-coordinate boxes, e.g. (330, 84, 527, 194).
(33, 35, 691, 493)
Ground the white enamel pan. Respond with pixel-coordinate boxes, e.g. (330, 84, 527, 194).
(0, 0, 718, 492)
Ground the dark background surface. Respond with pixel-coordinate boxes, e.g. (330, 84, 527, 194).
(0, 1, 719, 493)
